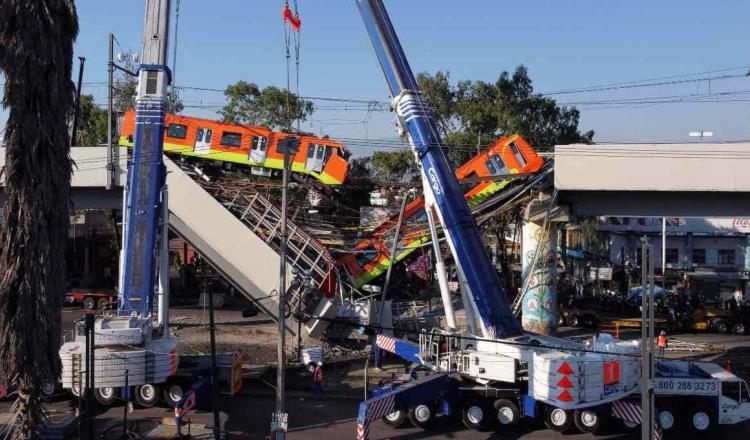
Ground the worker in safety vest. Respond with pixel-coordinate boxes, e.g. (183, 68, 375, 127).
(313, 362, 324, 394)
(657, 330, 668, 358)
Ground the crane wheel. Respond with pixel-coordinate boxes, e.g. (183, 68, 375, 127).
(574, 409, 602, 433)
(135, 384, 159, 407)
(544, 407, 574, 433)
(658, 407, 677, 431)
(382, 409, 407, 428)
(408, 404, 435, 429)
(162, 384, 184, 407)
(493, 399, 520, 427)
(94, 387, 117, 406)
(461, 399, 488, 430)
(689, 404, 713, 433)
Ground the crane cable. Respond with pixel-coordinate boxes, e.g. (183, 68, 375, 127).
(282, 0, 302, 133)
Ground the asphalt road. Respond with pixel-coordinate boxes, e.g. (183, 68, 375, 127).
(24, 308, 750, 439)
(26, 392, 745, 440)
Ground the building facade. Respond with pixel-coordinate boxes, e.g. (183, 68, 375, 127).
(602, 217, 750, 304)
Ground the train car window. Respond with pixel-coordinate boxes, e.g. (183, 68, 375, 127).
(220, 131, 242, 148)
(251, 136, 268, 151)
(355, 251, 378, 267)
(509, 142, 527, 167)
(316, 145, 325, 159)
(205, 129, 213, 144)
(324, 146, 333, 163)
(485, 159, 498, 175)
(166, 124, 187, 139)
(307, 143, 316, 158)
(486, 154, 508, 176)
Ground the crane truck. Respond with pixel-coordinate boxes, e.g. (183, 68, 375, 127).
(59, 0, 182, 408)
(352, 1, 750, 438)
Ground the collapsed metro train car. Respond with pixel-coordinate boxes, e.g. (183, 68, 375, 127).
(119, 110, 350, 185)
(338, 134, 544, 288)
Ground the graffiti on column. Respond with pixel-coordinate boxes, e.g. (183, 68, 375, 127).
(521, 221, 557, 335)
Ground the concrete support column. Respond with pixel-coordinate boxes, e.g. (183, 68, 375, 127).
(745, 235, 750, 301)
(521, 221, 558, 335)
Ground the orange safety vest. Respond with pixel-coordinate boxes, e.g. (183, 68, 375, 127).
(657, 335, 668, 348)
(314, 366, 324, 382)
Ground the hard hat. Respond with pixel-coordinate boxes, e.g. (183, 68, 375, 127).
(317, 361, 323, 366)
(660, 330, 666, 335)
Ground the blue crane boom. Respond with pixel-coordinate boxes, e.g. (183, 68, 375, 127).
(355, 0, 522, 338)
(118, 0, 171, 317)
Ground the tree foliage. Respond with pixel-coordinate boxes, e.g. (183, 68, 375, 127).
(75, 94, 108, 145)
(220, 80, 314, 130)
(0, 0, 78, 437)
(370, 149, 418, 183)
(417, 65, 594, 166)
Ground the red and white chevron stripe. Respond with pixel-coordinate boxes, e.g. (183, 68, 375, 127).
(376, 334, 396, 353)
(356, 422, 369, 440)
(612, 400, 642, 424)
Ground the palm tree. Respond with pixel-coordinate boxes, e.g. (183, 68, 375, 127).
(0, 1, 78, 437)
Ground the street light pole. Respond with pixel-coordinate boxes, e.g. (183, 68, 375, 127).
(272, 137, 298, 439)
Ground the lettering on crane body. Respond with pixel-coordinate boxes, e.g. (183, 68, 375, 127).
(428, 167, 442, 196)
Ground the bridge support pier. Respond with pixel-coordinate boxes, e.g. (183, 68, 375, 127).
(521, 220, 558, 335)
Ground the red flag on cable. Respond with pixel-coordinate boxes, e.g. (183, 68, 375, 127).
(282, 4, 301, 31)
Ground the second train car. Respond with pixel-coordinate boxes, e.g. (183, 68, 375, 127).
(338, 134, 544, 288)
(119, 110, 350, 185)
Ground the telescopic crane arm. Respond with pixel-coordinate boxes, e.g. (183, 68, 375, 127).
(355, 0, 522, 338)
(118, 0, 172, 318)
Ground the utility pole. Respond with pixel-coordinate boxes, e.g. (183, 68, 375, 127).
(272, 137, 298, 440)
(640, 238, 655, 440)
(207, 283, 221, 439)
(70, 56, 86, 147)
(171, 0, 181, 87)
(106, 35, 115, 190)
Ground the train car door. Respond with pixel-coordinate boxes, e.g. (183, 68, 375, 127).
(249, 136, 268, 164)
(194, 127, 213, 154)
(305, 143, 325, 173)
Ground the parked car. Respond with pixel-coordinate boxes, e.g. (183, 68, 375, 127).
(65, 287, 117, 310)
(558, 306, 600, 328)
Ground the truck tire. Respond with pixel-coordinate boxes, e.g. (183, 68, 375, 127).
(568, 315, 580, 327)
(462, 399, 488, 430)
(544, 407, 574, 433)
(493, 399, 520, 427)
(94, 387, 117, 406)
(657, 407, 677, 431)
(382, 409, 407, 428)
(714, 320, 729, 334)
(97, 297, 109, 310)
(83, 296, 95, 310)
(135, 384, 159, 407)
(161, 384, 184, 407)
(732, 322, 747, 335)
(688, 404, 713, 433)
(574, 409, 602, 433)
(408, 404, 435, 429)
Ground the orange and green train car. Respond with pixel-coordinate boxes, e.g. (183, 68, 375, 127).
(119, 110, 350, 185)
(338, 134, 544, 288)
